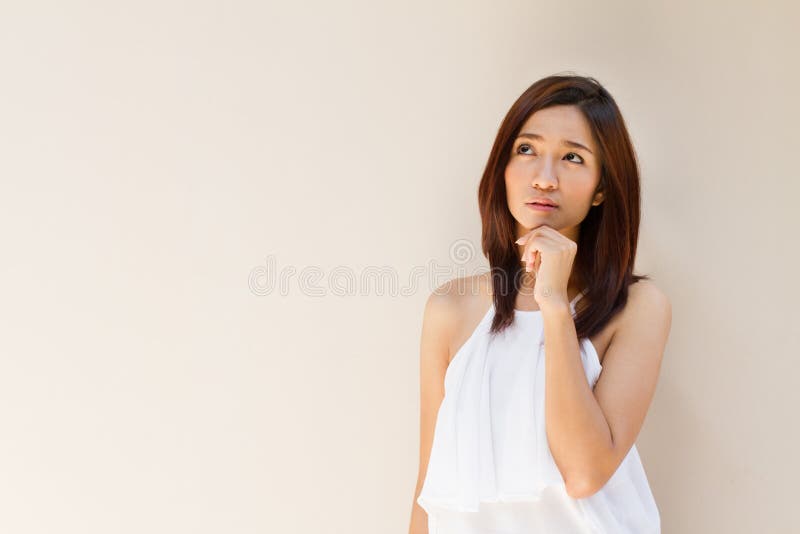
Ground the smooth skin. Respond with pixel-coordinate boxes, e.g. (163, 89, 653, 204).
(408, 105, 671, 533)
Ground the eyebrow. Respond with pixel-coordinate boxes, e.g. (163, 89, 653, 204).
(516, 132, 594, 155)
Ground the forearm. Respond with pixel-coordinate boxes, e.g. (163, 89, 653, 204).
(541, 304, 613, 493)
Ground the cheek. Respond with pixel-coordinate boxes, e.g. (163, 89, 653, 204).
(504, 178, 518, 203)
(504, 163, 528, 189)
(561, 173, 598, 196)
(504, 175, 526, 202)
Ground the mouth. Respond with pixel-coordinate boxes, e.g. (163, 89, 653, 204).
(525, 201, 558, 212)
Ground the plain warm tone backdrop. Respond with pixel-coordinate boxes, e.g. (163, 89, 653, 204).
(1, 1, 798, 533)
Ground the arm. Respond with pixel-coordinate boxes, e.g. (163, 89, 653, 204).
(408, 288, 457, 534)
(542, 281, 672, 498)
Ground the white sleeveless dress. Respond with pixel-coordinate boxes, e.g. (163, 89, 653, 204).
(416, 289, 660, 533)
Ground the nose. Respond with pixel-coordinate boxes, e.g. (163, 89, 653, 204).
(530, 160, 558, 190)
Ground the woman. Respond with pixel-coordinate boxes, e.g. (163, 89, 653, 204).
(408, 74, 672, 533)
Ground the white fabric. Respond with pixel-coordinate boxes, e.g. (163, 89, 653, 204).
(416, 290, 660, 533)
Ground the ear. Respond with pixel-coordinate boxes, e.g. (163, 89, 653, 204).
(592, 183, 605, 206)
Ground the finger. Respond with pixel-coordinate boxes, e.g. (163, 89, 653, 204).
(522, 232, 554, 271)
(523, 235, 558, 275)
(515, 230, 535, 245)
(528, 248, 540, 273)
(522, 239, 539, 272)
(516, 226, 545, 246)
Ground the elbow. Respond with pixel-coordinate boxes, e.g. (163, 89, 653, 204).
(564, 473, 603, 499)
(564, 444, 615, 499)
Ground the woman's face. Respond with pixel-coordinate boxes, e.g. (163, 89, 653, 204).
(504, 105, 604, 242)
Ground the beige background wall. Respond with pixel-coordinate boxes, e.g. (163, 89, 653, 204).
(1, 1, 798, 533)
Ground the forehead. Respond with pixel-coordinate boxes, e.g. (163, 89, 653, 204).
(517, 105, 594, 148)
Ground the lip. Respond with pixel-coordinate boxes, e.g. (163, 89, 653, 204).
(526, 203, 557, 212)
(525, 197, 558, 207)
(525, 197, 558, 212)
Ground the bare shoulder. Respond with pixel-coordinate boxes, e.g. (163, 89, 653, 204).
(626, 279, 671, 318)
(419, 277, 465, 366)
(423, 273, 491, 363)
(614, 279, 672, 345)
(423, 273, 488, 323)
(420, 280, 461, 349)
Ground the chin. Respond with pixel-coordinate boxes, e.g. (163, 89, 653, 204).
(526, 219, 557, 229)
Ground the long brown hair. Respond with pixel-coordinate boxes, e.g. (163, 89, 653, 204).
(478, 73, 650, 338)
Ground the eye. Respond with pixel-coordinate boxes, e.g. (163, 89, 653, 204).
(516, 143, 585, 165)
(517, 143, 535, 155)
(565, 152, 584, 164)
